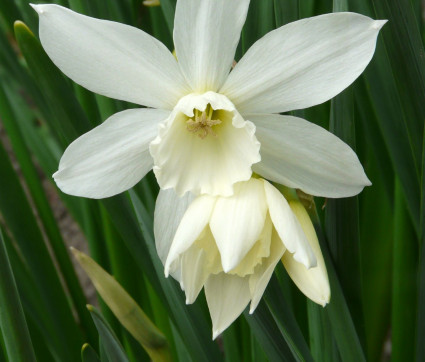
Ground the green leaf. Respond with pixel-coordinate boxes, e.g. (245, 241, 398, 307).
(72, 248, 171, 362)
(359, 158, 393, 361)
(1, 231, 57, 360)
(14, 21, 91, 147)
(0, 138, 82, 361)
(307, 302, 335, 362)
(274, 0, 299, 26)
(354, 79, 394, 202)
(0, 228, 36, 362)
(241, 0, 275, 53)
(264, 275, 314, 362)
(392, 179, 418, 361)
(305, 204, 366, 361)
(0, 0, 21, 31)
(159, 0, 176, 36)
(87, 306, 129, 362)
(371, 0, 425, 174)
(417, 237, 425, 361)
(0, 83, 97, 346)
(349, 0, 421, 235)
(99, 206, 154, 360)
(222, 324, 240, 362)
(326, 86, 365, 346)
(81, 344, 100, 362)
(244, 303, 294, 362)
(417, 125, 425, 361)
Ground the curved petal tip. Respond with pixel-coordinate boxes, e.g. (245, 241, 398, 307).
(373, 19, 388, 30)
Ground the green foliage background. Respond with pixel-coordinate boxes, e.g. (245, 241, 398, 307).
(0, 0, 424, 361)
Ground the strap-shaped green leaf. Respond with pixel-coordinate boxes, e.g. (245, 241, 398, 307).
(0, 83, 97, 347)
(0, 229, 36, 362)
(392, 180, 418, 361)
(14, 21, 91, 148)
(81, 344, 100, 362)
(305, 204, 366, 361)
(73, 248, 171, 362)
(418, 129, 425, 361)
(0, 136, 82, 361)
(327, 86, 365, 346)
(244, 304, 294, 362)
(87, 306, 129, 362)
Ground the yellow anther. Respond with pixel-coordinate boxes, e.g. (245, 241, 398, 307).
(186, 108, 222, 139)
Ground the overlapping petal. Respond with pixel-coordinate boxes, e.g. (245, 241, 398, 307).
(204, 273, 251, 340)
(154, 189, 194, 280)
(180, 247, 208, 304)
(221, 13, 386, 114)
(164, 195, 216, 276)
(32, 4, 189, 109)
(283, 200, 330, 306)
(263, 179, 316, 268)
(249, 228, 285, 313)
(53, 109, 169, 198)
(252, 114, 371, 198)
(209, 179, 268, 272)
(174, 0, 250, 92)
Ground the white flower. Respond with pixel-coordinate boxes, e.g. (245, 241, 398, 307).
(154, 178, 330, 338)
(32, 1, 385, 199)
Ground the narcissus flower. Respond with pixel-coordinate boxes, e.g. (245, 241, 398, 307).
(154, 178, 330, 338)
(32, 1, 384, 199)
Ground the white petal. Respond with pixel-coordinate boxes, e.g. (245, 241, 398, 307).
(150, 93, 260, 197)
(180, 247, 208, 304)
(249, 228, 286, 313)
(204, 273, 251, 339)
(221, 13, 386, 113)
(164, 195, 216, 276)
(32, 4, 189, 109)
(283, 200, 330, 306)
(53, 108, 168, 198)
(174, 0, 249, 92)
(179, 226, 222, 304)
(262, 180, 316, 268)
(252, 114, 371, 198)
(154, 189, 194, 280)
(210, 179, 268, 272)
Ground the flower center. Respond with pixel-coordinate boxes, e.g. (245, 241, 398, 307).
(186, 105, 222, 139)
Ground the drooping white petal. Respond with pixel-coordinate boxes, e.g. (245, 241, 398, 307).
(154, 189, 194, 280)
(150, 93, 260, 197)
(180, 227, 221, 304)
(210, 179, 268, 272)
(252, 114, 371, 198)
(53, 108, 168, 198)
(32, 4, 189, 109)
(204, 273, 251, 340)
(164, 195, 216, 276)
(221, 12, 386, 114)
(174, 0, 250, 92)
(249, 228, 286, 313)
(283, 200, 330, 306)
(180, 247, 208, 304)
(262, 180, 316, 268)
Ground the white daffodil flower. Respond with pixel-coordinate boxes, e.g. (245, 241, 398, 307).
(32, 1, 385, 199)
(154, 178, 330, 339)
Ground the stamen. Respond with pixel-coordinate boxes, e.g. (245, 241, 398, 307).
(186, 107, 222, 139)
